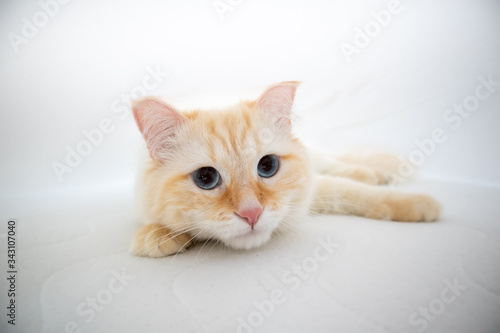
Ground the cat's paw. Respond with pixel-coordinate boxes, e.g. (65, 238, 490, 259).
(339, 167, 391, 185)
(130, 223, 193, 257)
(371, 169, 394, 185)
(367, 193, 441, 222)
(338, 152, 401, 174)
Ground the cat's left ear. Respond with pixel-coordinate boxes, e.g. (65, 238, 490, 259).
(255, 81, 300, 132)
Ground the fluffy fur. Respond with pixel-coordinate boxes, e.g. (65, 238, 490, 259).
(130, 82, 440, 257)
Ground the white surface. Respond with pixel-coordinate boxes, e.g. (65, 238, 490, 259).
(2, 179, 500, 333)
(1, 0, 500, 332)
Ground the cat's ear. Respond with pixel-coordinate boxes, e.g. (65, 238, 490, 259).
(255, 81, 300, 131)
(132, 97, 185, 161)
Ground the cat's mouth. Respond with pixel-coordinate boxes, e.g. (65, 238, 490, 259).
(228, 224, 266, 239)
(220, 213, 282, 250)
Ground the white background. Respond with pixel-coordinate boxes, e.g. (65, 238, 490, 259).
(1, 1, 500, 333)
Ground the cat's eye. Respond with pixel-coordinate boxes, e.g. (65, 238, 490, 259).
(257, 154, 279, 178)
(192, 167, 221, 190)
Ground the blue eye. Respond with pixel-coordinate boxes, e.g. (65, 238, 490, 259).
(193, 167, 220, 190)
(257, 154, 279, 178)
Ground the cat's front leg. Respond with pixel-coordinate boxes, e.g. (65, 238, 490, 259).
(130, 223, 193, 257)
(311, 175, 441, 222)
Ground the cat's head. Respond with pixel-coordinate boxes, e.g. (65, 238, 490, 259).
(132, 82, 313, 250)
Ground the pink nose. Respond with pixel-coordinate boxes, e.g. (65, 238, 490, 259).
(237, 206, 263, 229)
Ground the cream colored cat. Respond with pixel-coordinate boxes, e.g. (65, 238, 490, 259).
(130, 82, 440, 257)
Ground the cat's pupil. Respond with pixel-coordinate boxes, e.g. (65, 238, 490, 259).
(200, 173, 211, 183)
(261, 161, 272, 171)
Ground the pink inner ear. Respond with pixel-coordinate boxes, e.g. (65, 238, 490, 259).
(132, 98, 185, 160)
(255, 81, 300, 125)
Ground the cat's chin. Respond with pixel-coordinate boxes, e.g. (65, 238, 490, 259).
(221, 229, 273, 250)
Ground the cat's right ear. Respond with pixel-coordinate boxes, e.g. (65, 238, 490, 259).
(132, 97, 185, 161)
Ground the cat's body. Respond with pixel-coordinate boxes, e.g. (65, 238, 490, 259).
(131, 82, 440, 257)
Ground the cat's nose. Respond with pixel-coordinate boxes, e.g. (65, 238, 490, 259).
(236, 205, 263, 229)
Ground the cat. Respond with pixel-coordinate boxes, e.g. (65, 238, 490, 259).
(130, 81, 441, 257)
